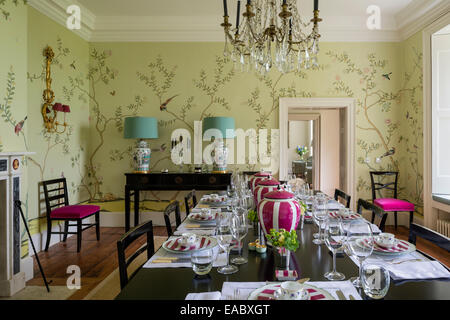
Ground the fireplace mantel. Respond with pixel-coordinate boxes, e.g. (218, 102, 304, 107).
(0, 152, 34, 297)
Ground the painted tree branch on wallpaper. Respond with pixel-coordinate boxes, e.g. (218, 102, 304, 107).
(0, 0, 26, 20)
(327, 49, 423, 213)
(65, 49, 144, 201)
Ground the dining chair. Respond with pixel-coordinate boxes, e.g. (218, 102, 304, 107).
(184, 189, 197, 218)
(334, 189, 351, 208)
(163, 201, 182, 238)
(117, 220, 155, 289)
(42, 178, 100, 253)
(408, 223, 450, 252)
(357, 198, 388, 232)
(369, 171, 414, 229)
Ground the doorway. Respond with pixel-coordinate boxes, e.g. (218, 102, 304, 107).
(279, 98, 356, 207)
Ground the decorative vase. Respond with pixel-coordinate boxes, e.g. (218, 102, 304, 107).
(274, 247, 291, 270)
(213, 141, 229, 173)
(253, 178, 280, 207)
(132, 140, 151, 173)
(257, 189, 301, 240)
(249, 171, 272, 191)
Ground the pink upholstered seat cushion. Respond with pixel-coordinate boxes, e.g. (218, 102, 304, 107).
(50, 205, 100, 219)
(373, 198, 414, 212)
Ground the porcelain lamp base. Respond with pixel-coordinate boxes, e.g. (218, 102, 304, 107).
(132, 140, 151, 173)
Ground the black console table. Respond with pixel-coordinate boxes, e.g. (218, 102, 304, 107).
(124, 172, 232, 231)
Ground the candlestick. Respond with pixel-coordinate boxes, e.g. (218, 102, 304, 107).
(223, 0, 228, 16)
(236, 0, 241, 32)
(314, 0, 319, 11)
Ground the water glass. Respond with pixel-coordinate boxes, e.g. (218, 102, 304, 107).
(324, 218, 346, 281)
(345, 220, 374, 287)
(361, 264, 390, 299)
(216, 213, 238, 275)
(191, 248, 213, 276)
(230, 211, 248, 265)
(312, 197, 328, 245)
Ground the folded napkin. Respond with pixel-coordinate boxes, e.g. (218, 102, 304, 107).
(311, 281, 362, 300)
(388, 260, 450, 281)
(143, 238, 226, 269)
(318, 201, 343, 210)
(174, 229, 216, 236)
(185, 291, 222, 300)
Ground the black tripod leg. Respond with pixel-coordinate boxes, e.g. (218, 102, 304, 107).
(15, 201, 50, 292)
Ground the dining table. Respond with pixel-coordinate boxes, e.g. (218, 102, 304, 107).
(115, 194, 450, 300)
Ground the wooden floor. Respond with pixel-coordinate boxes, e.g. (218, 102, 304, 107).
(26, 225, 449, 300)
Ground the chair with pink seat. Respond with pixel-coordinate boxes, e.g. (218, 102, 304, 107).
(42, 178, 101, 252)
(369, 171, 414, 229)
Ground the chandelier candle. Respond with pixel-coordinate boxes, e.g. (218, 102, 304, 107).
(314, 0, 319, 11)
(236, 0, 241, 34)
(223, 0, 228, 16)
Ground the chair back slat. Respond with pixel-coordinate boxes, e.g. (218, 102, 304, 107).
(184, 190, 197, 218)
(334, 189, 351, 208)
(117, 220, 155, 289)
(369, 171, 399, 200)
(408, 223, 450, 252)
(357, 198, 388, 232)
(164, 201, 181, 237)
(42, 178, 69, 217)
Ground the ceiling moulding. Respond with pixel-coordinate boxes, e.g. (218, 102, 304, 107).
(27, 0, 95, 42)
(90, 15, 401, 43)
(397, 0, 450, 41)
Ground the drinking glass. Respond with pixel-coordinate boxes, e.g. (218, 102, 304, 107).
(230, 211, 249, 265)
(312, 196, 328, 245)
(227, 184, 236, 198)
(361, 264, 390, 299)
(345, 220, 374, 288)
(324, 218, 346, 281)
(216, 213, 238, 274)
(191, 248, 213, 276)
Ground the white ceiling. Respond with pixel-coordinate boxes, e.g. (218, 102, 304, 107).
(28, 0, 450, 42)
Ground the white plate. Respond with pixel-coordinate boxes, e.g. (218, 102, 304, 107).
(162, 236, 218, 254)
(247, 283, 335, 300)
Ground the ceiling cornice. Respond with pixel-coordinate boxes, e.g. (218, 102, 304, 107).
(397, 0, 450, 40)
(27, 0, 95, 41)
(27, 0, 450, 43)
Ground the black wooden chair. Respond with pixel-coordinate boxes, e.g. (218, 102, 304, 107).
(184, 190, 197, 218)
(357, 198, 388, 232)
(370, 171, 414, 229)
(117, 220, 155, 289)
(163, 201, 182, 238)
(42, 178, 100, 252)
(408, 223, 450, 252)
(334, 189, 351, 208)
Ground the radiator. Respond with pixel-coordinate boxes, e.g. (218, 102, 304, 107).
(437, 219, 450, 237)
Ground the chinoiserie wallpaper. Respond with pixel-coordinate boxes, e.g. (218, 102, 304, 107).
(0, 2, 424, 257)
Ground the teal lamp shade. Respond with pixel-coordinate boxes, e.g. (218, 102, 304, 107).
(124, 117, 159, 139)
(202, 117, 235, 138)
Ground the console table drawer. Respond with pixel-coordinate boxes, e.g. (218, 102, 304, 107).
(197, 174, 228, 186)
(162, 174, 195, 186)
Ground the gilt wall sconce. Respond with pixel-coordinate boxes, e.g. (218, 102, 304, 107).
(42, 46, 70, 134)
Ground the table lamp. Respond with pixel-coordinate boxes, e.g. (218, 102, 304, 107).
(202, 116, 235, 173)
(124, 117, 159, 173)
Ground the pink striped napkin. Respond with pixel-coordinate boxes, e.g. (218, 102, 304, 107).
(256, 285, 326, 300)
(364, 238, 411, 253)
(328, 211, 360, 220)
(165, 236, 211, 252)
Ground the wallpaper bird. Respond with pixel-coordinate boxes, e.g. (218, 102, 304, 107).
(382, 72, 392, 80)
(160, 94, 179, 111)
(14, 116, 27, 135)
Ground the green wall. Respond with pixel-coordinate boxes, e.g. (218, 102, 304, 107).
(0, 2, 425, 257)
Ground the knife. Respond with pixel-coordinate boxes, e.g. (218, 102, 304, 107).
(336, 289, 347, 300)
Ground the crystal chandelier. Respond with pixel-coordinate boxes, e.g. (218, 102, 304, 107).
(221, 0, 322, 75)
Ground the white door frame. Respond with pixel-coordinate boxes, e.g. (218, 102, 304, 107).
(423, 11, 450, 230)
(279, 98, 356, 207)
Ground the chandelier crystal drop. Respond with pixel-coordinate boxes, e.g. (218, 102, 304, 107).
(221, 0, 322, 75)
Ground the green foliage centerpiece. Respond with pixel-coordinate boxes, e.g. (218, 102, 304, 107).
(266, 229, 299, 270)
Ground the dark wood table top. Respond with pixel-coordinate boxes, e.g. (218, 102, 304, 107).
(116, 222, 450, 300)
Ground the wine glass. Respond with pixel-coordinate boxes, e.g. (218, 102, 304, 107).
(324, 218, 346, 281)
(312, 196, 328, 244)
(345, 220, 374, 288)
(230, 210, 248, 265)
(216, 213, 238, 275)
